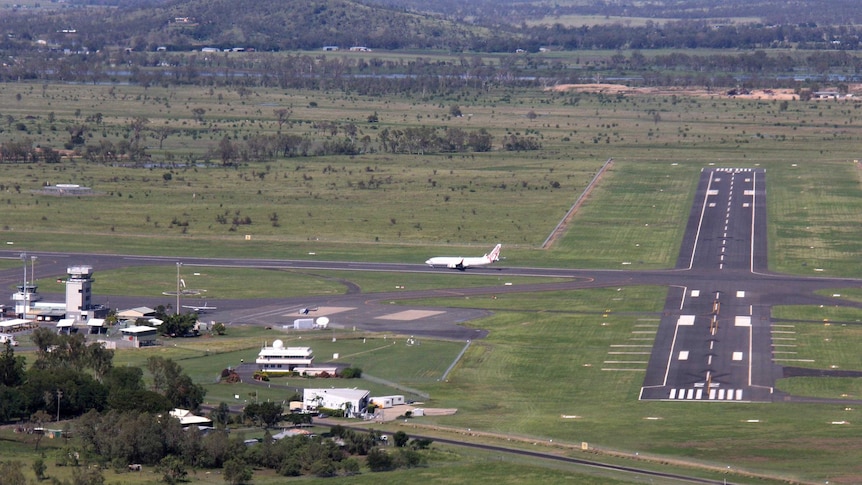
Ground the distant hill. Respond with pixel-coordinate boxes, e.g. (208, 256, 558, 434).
(0, 0, 519, 52)
(361, 0, 862, 27)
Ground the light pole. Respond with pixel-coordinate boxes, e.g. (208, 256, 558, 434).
(20, 252, 27, 304)
(176, 262, 182, 315)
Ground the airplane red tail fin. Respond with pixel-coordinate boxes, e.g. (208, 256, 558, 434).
(487, 244, 502, 262)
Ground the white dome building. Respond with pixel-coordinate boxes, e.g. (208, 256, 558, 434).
(255, 340, 314, 372)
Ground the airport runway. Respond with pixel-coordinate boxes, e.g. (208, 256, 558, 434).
(3, 166, 862, 402)
(641, 168, 777, 402)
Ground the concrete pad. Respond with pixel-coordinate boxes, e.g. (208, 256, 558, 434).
(313, 306, 355, 315)
(377, 310, 445, 321)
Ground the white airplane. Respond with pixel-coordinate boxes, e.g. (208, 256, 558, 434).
(425, 244, 502, 270)
(182, 303, 217, 313)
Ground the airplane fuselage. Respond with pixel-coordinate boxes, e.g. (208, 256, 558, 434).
(425, 244, 501, 270)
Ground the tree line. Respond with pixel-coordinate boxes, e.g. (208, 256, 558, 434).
(0, 109, 516, 166)
(0, 331, 205, 424)
(2, 46, 861, 96)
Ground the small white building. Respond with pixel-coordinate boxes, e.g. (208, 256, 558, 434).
(120, 325, 158, 347)
(303, 388, 370, 418)
(256, 340, 313, 372)
(370, 395, 405, 409)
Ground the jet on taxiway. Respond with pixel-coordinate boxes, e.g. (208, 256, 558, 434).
(425, 244, 502, 270)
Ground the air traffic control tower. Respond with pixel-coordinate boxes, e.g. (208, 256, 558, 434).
(65, 265, 94, 322)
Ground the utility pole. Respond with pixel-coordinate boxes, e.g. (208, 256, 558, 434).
(56, 389, 62, 421)
(176, 262, 182, 315)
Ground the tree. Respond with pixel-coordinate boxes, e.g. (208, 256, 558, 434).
(365, 447, 394, 472)
(410, 437, 433, 450)
(129, 116, 150, 149)
(218, 135, 238, 166)
(393, 448, 423, 468)
(273, 107, 292, 131)
(30, 410, 52, 450)
(32, 455, 47, 481)
(339, 367, 362, 379)
(243, 401, 283, 428)
(223, 458, 253, 485)
(0, 341, 25, 387)
(156, 455, 187, 485)
(153, 126, 175, 150)
(107, 389, 173, 413)
(210, 402, 231, 427)
(191, 107, 206, 123)
(103, 366, 144, 394)
(158, 312, 197, 338)
(392, 430, 409, 447)
(0, 385, 25, 423)
(340, 457, 360, 476)
(146, 356, 206, 409)
(87, 344, 114, 383)
(284, 412, 312, 427)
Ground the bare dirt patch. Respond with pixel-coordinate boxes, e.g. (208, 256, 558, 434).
(547, 83, 801, 100)
(374, 404, 457, 422)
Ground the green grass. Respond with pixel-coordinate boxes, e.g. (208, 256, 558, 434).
(404, 291, 862, 483)
(770, 305, 862, 376)
(108, 323, 466, 403)
(3, 84, 862, 274)
(29, 267, 566, 299)
(815, 287, 862, 303)
(6, 81, 862, 482)
(398, 285, 666, 313)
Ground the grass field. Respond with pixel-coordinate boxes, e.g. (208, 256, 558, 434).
(29, 266, 561, 300)
(5, 80, 862, 483)
(4, 83, 862, 274)
(396, 291, 862, 483)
